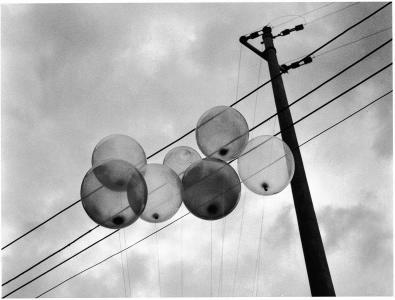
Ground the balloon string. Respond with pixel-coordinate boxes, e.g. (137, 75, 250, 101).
(155, 223, 162, 297)
(210, 222, 213, 297)
(231, 188, 247, 296)
(118, 230, 127, 297)
(123, 229, 132, 297)
(180, 219, 184, 297)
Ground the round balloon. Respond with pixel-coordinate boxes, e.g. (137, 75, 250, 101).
(196, 106, 249, 161)
(139, 164, 183, 223)
(182, 158, 241, 220)
(81, 160, 147, 229)
(163, 146, 201, 178)
(237, 135, 295, 195)
(92, 134, 146, 171)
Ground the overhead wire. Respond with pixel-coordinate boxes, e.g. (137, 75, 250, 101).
(19, 60, 390, 298)
(4, 36, 391, 294)
(265, 2, 334, 30)
(3, 5, 392, 296)
(304, 2, 360, 26)
(3, 2, 389, 252)
(284, 26, 391, 65)
(295, 2, 391, 65)
(35, 87, 393, 298)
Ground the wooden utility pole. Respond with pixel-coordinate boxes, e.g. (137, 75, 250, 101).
(240, 26, 336, 296)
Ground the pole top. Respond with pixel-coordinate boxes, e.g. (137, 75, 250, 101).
(262, 26, 272, 38)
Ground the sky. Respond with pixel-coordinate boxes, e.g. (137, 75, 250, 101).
(1, 1, 393, 298)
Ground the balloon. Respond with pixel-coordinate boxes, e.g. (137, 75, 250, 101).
(237, 135, 295, 195)
(182, 158, 241, 220)
(81, 160, 147, 229)
(196, 106, 249, 161)
(92, 134, 146, 171)
(139, 164, 183, 223)
(163, 146, 201, 178)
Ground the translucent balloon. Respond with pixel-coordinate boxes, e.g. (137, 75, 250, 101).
(163, 146, 201, 179)
(92, 134, 146, 171)
(182, 158, 241, 220)
(237, 135, 295, 195)
(196, 106, 249, 161)
(139, 164, 183, 223)
(81, 160, 147, 229)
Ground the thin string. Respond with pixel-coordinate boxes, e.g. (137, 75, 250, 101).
(218, 216, 226, 296)
(210, 222, 213, 297)
(123, 229, 132, 297)
(154, 223, 162, 297)
(235, 44, 243, 100)
(231, 188, 247, 296)
(118, 230, 127, 297)
(252, 45, 264, 134)
(253, 202, 265, 296)
(180, 219, 184, 297)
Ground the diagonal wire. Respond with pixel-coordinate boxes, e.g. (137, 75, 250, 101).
(305, 2, 360, 25)
(4, 3, 387, 252)
(35, 88, 393, 298)
(272, 2, 334, 28)
(1, 186, 103, 250)
(295, 2, 391, 65)
(284, 26, 392, 65)
(4, 38, 390, 290)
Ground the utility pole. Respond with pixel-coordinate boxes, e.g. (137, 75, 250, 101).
(240, 26, 336, 296)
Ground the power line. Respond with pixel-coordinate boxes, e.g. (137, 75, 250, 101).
(284, 27, 391, 65)
(314, 27, 392, 58)
(2, 225, 100, 286)
(36, 88, 393, 298)
(4, 37, 391, 290)
(1, 186, 103, 250)
(270, 3, 334, 29)
(7, 59, 391, 298)
(296, 2, 391, 65)
(5, 2, 389, 251)
(305, 2, 360, 25)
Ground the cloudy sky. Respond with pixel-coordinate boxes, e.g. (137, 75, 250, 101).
(1, 1, 392, 298)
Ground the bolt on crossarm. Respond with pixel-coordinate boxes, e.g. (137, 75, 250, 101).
(240, 26, 336, 296)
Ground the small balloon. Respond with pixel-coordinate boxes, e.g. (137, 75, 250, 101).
(237, 135, 295, 195)
(196, 106, 249, 161)
(92, 134, 146, 171)
(139, 164, 183, 223)
(182, 158, 241, 220)
(81, 160, 147, 229)
(163, 146, 201, 178)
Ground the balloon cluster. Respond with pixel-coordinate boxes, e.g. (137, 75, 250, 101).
(80, 106, 295, 229)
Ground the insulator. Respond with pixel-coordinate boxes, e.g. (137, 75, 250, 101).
(295, 24, 304, 31)
(139, 164, 183, 223)
(81, 160, 147, 229)
(196, 106, 249, 161)
(182, 158, 241, 220)
(163, 146, 201, 179)
(303, 56, 313, 64)
(237, 135, 295, 195)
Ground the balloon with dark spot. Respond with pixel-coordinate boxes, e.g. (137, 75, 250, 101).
(163, 146, 201, 179)
(237, 135, 295, 195)
(92, 134, 147, 171)
(138, 164, 183, 223)
(182, 158, 241, 220)
(81, 160, 147, 229)
(196, 106, 249, 161)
